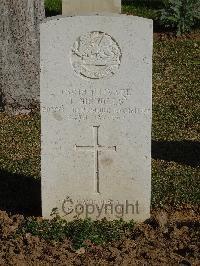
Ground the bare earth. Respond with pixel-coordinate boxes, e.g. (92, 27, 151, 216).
(0, 206, 199, 265)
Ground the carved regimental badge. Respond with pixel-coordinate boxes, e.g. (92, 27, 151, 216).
(71, 31, 122, 79)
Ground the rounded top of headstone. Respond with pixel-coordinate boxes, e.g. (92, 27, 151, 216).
(70, 31, 122, 79)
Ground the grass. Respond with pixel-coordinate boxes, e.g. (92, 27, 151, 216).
(0, 114, 40, 178)
(44, 0, 199, 34)
(45, 0, 62, 16)
(44, 0, 163, 20)
(153, 39, 200, 141)
(122, 0, 163, 19)
(1, 37, 199, 210)
(0, 4, 200, 248)
(152, 38, 200, 207)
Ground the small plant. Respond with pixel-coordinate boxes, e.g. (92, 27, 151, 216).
(19, 217, 135, 249)
(44, 0, 62, 16)
(160, 0, 200, 35)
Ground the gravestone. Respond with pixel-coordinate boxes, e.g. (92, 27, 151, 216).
(62, 0, 121, 15)
(41, 14, 153, 221)
(0, 0, 44, 114)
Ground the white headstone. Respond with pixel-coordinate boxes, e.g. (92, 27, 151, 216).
(62, 0, 121, 15)
(41, 14, 153, 221)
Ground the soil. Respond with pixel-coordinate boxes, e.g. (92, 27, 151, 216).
(0, 206, 199, 265)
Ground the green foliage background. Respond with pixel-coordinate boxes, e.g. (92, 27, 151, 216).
(0, 0, 199, 249)
(45, 0, 62, 16)
(44, 0, 200, 35)
(160, 0, 200, 35)
(1, 38, 199, 211)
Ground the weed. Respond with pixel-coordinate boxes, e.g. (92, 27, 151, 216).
(19, 217, 135, 249)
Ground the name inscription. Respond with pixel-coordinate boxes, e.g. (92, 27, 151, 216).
(42, 87, 151, 121)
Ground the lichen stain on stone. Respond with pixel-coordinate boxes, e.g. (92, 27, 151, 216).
(53, 112, 63, 121)
(100, 157, 113, 167)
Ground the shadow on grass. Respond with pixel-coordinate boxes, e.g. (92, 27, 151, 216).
(152, 140, 200, 167)
(0, 170, 41, 217)
(0, 140, 198, 217)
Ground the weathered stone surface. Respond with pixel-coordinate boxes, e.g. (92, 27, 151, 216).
(62, 0, 121, 15)
(41, 15, 153, 221)
(0, 0, 45, 114)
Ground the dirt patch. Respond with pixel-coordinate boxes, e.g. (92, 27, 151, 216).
(0, 206, 199, 265)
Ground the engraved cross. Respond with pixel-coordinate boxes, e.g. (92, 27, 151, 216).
(75, 126, 117, 193)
